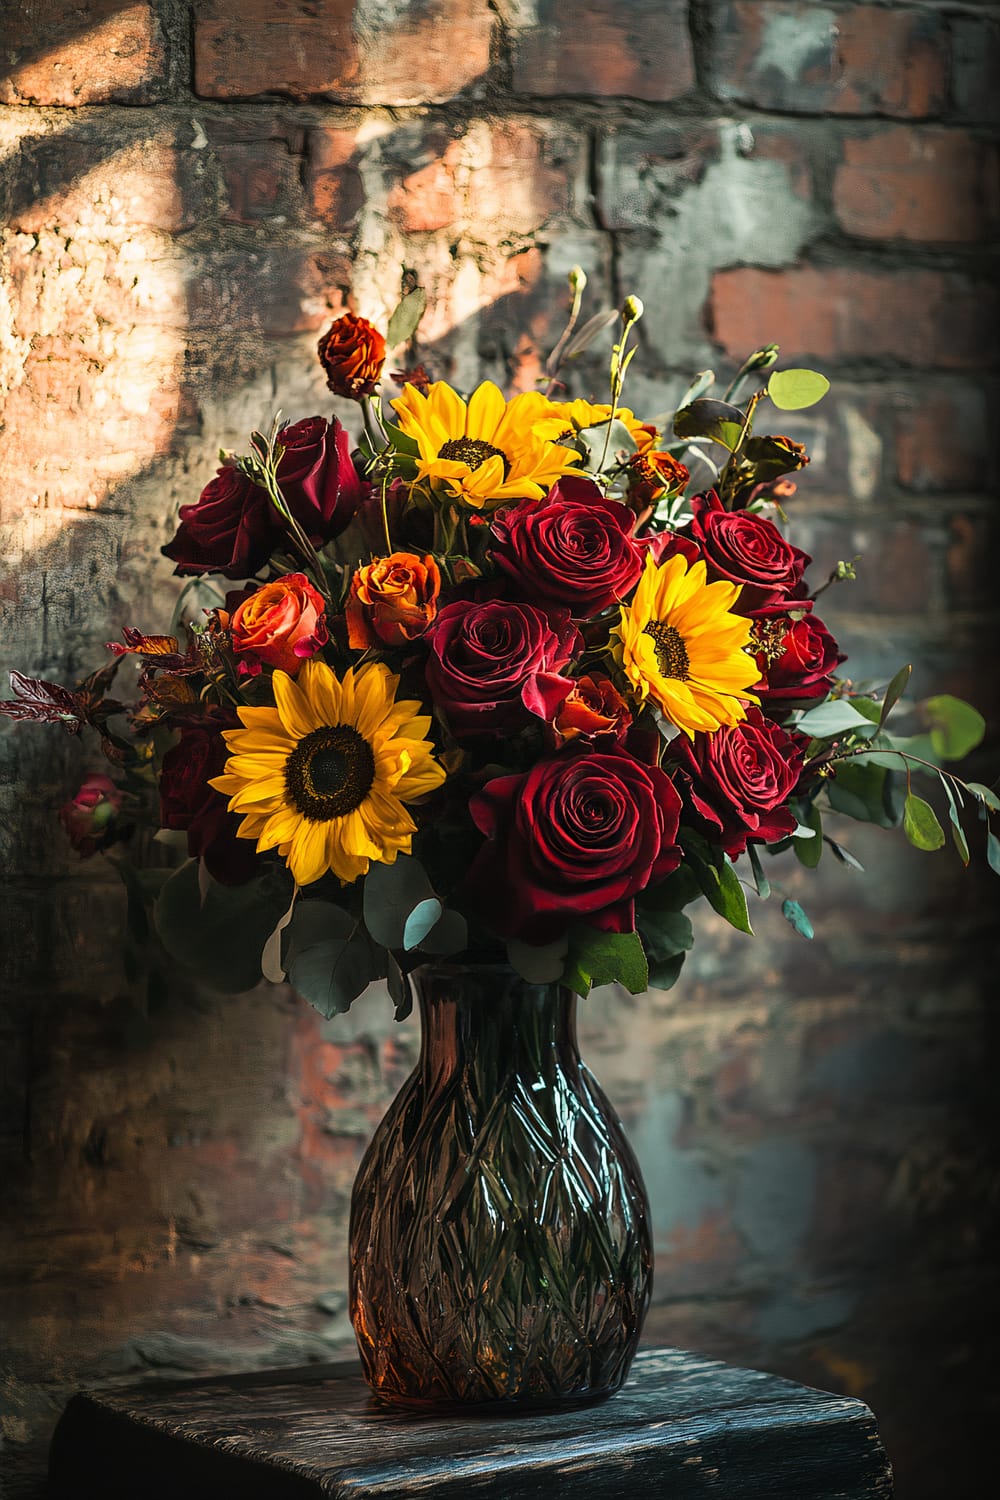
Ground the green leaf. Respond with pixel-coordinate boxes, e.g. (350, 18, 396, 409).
(673, 398, 747, 452)
(941, 776, 970, 867)
(287, 933, 379, 1019)
(923, 695, 986, 761)
(747, 842, 771, 898)
(386, 950, 414, 1022)
(381, 419, 420, 459)
(767, 368, 830, 411)
(794, 802, 823, 868)
(563, 928, 648, 999)
(781, 898, 814, 940)
(362, 855, 436, 949)
(648, 950, 687, 991)
(827, 839, 865, 872)
(987, 831, 1000, 877)
(675, 370, 715, 410)
(403, 897, 443, 951)
(386, 288, 426, 349)
(154, 860, 293, 993)
(796, 700, 879, 738)
(283, 900, 354, 963)
(419, 907, 468, 957)
(683, 845, 753, 935)
(577, 418, 638, 471)
(877, 664, 912, 732)
(825, 761, 900, 828)
(967, 782, 1000, 812)
(636, 906, 694, 959)
(562, 308, 619, 360)
(507, 935, 569, 984)
(903, 793, 946, 851)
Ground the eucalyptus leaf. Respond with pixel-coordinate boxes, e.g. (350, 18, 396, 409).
(675, 370, 715, 410)
(825, 761, 899, 828)
(941, 774, 969, 867)
(903, 793, 946, 851)
(386, 951, 414, 1022)
(827, 840, 865, 872)
(561, 308, 619, 360)
(287, 934, 378, 1019)
(781, 898, 814, 939)
(923, 695, 986, 761)
(967, 782, 1000, 812)
(767, 368, 830, 411)
(987, 831, 1000, 877)
(877, 663, 912, 731)
(794, 803, 823, 868)
(283, 900, 355, 965)
(261, 888, 298, 983)
(154, 859, 294, 993)
(747, 842, 771, 898)
(363, 855, 436, 950)
(403, 897, 443, 952)
(576, 418, 638, 470)
(648, 950, 687, 991)
(507, 935, 569, 984)
(796, 700, 879, 738)
(386, 288, 426, 349)
(674, 398, 746, 453)
(419, 907, 468, 957)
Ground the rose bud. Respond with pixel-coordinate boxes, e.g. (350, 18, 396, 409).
(317, 313, 386, 399)
(229, 573, 328, 677)
(162, 464, 277, 580)
(159, 717, 257, 885)
(626, 451, 690, 508)
(553, 674, 632, 746)
(346, 552, 441, 650)
(276, 416, 366, 545)
(59, 773, 124, 857)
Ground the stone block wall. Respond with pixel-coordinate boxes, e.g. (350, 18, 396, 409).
(1, 3, 997, 1496)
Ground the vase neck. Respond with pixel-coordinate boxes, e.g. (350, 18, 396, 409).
(410, 964, 579, 1091)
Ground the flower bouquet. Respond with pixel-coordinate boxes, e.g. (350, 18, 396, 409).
(4, 274, 996, 1406)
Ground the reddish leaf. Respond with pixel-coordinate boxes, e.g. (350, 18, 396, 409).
(107, 627, 201, 674)
(0, 671, 84, 733)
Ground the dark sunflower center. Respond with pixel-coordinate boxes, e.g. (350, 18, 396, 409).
(285, 725, 376, 822)
(438, 437, 511, 480)
(643, 620, 691, 681)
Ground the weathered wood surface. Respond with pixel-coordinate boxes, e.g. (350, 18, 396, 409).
(48, 1345, 892, 1498)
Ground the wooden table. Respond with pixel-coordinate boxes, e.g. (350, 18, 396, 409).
(49, 1346, 892, 1497)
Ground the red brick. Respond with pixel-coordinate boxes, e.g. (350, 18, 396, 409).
(946, 512, 1000, 614)
(510, 0, 695, 102)
(951, 16, 1000, 126)
(306, 128, 364, 228)
(709, 2, 947, 119)
(0, 0, 166, 105)
(213, 141, 304, 227)
(385, 121, 578, 240)
(893, 385, 990, 493)
(709, 267, 998, 371)
(194, 0, 495, 105)
(833, 127, 999, 244)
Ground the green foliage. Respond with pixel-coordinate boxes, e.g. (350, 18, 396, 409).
(781, 899, 814, 940)
(825, 761, 902, 828)
(386, 288, 426, 349)
(283, 900, 381, 1019)
(673, 398, 746, 453)
(154, 859, 293, 993)
(563, 928, 649, 999)
(877, 664, 912, 731)
(506, 936, 569, 984)
(767, 368, 830, 410)
(797, 699, 879, 738)
(923, 695, 986, 761)
(903, 792, 946, 852)
(794, 802, 823, 869)
(681, 836, 754, 935)
(362, 855, 436, 949)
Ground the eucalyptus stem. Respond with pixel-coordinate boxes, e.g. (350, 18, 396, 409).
(544, 266, 587, 397)
(597, 297, 643, 476)
(361, 393, 389, 453)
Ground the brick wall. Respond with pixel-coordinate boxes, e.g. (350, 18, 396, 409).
(1, 3, 997, 1496)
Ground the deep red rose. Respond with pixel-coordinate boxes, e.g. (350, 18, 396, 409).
(686, 491, 810, 611)
(162, 464, 277, 580)
(668, 706, 804, 858)
(426, 597, 581, 739)
(276, 416, 366, 544)
(60, 772, 125, 857)
(160, 720, 258, 885)
(465, 746, 683, 942)
(750, 606, 845, 712)
(490, 477, 649, 617)
(317, 314, 386, 399)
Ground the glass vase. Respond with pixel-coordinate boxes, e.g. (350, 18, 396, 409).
(349, 963, 652, 1409)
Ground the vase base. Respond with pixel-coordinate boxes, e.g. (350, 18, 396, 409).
(367, 1384, 620, 1417)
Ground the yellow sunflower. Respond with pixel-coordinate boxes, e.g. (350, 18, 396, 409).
(530, 397, 656, 453)
(613, 554, 760, 739)
(390, 380, 580, 511)
(209, 658, 446, 887)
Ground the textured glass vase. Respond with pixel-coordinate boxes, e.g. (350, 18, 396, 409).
(349, 963, 652, 1410)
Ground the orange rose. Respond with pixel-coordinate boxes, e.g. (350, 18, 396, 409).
(554, 674, 632, 745)
(627, 450, 690, 508)
(346, 552, 441, 649)
(317, 313, 386, 399)
(230, 573, 328, 677)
